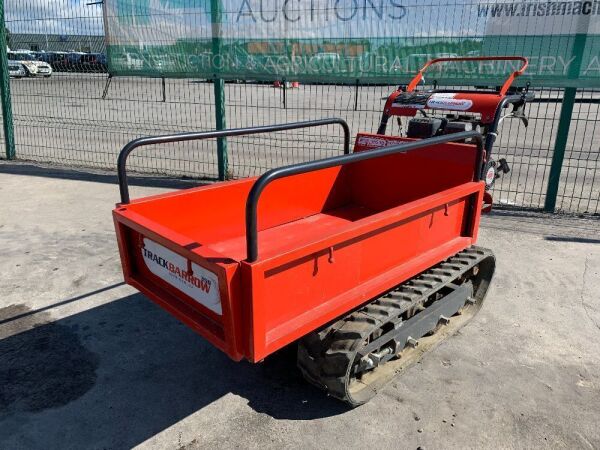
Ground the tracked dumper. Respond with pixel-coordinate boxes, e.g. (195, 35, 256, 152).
(113, 57, 532, 406)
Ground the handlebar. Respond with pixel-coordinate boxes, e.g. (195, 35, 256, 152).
(406, 56, 529, 96)
(245, 130, 485, 262)
(117, 118, 351, 204)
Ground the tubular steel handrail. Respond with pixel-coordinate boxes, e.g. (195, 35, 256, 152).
(406, 56, 529, 96)
(117, 118, 351, 204)
(245, 131, 484, 263)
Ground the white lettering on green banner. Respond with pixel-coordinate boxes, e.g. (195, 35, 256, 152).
(104, 0, 600, 86)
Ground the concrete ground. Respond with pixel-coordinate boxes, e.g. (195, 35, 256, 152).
(1, 162, 599, 450)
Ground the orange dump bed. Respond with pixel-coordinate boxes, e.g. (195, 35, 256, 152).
(114, 133, 484, 362)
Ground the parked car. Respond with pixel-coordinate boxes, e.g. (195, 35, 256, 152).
(8, 61, 26, 78)
(64, 52, 85, 71)
(39, 52, 70, 71)
(97, 53, 108, 70)
(30, 51, 44, 60)
(77, 53, 108, 72)
(7, 51, 53, 77)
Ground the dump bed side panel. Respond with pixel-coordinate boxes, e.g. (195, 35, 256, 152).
(245, 182, 484, 361)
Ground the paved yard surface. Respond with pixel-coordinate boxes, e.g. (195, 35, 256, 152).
(1, 162, 599, 449)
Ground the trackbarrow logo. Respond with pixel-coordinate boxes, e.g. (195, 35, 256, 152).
(141, 238, 222, 315)
(357, 136, 392, 148)
(142, 247, 212, 293)
(426, 94, 473, 111)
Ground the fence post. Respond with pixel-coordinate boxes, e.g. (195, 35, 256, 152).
(544, 30, 587, 212)
(544, 87, 576, 212)
(0, 0, 15, 160)
(211, 0, 228, 181)
(282, 77, 287, 109)
(213, 79, 227, 180)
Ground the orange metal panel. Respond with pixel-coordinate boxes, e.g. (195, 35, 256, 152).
(243, 183, 482, 361)
(113, 213, 246, 359)
(114, 135, 484, 362)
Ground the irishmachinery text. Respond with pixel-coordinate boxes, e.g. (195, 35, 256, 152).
(478, 1, 600, 17)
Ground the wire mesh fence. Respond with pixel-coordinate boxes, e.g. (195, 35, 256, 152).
(4, 74, 599, 214)
(559, 89, 600, 214)
(1, 0, 599, 215)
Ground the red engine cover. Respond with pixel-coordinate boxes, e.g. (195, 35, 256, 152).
(383, 91, 504, 124)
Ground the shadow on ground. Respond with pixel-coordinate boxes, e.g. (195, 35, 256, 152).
(0, 162, 211, 188)
(544, 236, 600, 244)
(0, 290, 347, 448)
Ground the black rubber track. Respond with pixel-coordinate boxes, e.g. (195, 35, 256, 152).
(297, 246, 495, 407)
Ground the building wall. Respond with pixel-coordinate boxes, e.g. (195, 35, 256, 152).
(8, 33, 106, 53)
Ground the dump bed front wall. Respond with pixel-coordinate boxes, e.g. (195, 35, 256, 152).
(244, 182, 484, 361)
(350, 134, 478, 213)
(122, 167, 350, 254)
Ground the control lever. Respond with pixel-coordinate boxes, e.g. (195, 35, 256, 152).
(499, 85, 531, 127)
(497, 158, 510, 174)
(483, 158, 511, 189)
(511, 104, 529, 127)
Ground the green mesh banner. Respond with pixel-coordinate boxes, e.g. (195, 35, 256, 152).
(105, 0, 600, 86)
